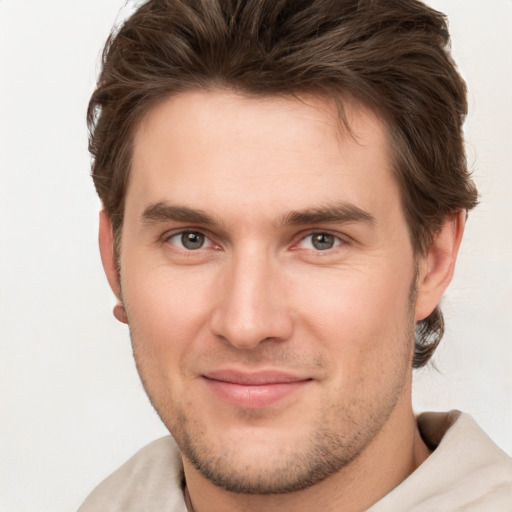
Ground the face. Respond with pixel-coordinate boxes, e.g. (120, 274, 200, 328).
(116, 91, 420, 493)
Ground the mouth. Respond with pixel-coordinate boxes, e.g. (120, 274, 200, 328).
(202, 369, 312, 409)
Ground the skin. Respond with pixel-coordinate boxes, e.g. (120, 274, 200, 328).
(99, 90, 465, 512)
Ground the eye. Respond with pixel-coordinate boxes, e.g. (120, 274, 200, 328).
(298, 232, 342, 251)
(168, 231, 212, 250)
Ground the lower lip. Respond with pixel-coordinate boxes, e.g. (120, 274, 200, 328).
(203, 378, 310, 409)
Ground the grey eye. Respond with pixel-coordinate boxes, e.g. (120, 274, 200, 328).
(311, 233, 336, 250)
(167, 230, 214, 252)
(180, 232, 205, 250)
(170, 231, 207, 251)
(297, 232, 342, 251)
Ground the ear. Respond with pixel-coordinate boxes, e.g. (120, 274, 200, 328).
(415, 211, 466, 322)
(98, 209, 128, 324)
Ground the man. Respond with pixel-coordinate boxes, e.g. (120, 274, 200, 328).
(79, 0, 512, 510)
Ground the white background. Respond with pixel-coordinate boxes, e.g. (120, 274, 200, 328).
(0, 1, 511, 511)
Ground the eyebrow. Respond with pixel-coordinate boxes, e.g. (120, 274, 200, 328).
(140, 201, 375, 228)
(141, 203, 219, 226)
(279, 203, 375, 226)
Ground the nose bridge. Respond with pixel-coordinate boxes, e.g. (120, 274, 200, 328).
(210, 245, 292, 348)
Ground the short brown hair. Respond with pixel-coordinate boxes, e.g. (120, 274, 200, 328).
(88, 0, 478, 368)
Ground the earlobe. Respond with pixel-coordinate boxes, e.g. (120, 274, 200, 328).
(98, 209, 128, 324)
(415, 211, 466, 322)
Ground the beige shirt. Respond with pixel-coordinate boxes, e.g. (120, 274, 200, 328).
(78, 411, 512, 511)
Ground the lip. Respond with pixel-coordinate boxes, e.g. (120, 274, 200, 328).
(202, 370, 311, 409)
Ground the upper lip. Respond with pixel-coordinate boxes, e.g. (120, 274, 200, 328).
(203, 369, 310, 385)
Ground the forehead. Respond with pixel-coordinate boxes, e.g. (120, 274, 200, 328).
(127, 90, 399, 225)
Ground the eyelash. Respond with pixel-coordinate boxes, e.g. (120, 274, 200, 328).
(163, 229, 346, 253)
(165, 230, 216, 251)
(294, 231, 344, 252)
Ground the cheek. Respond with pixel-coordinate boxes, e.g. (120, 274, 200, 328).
(296, 270, 414, 407)
(121, 262, 216, 362)
(297, 268, 411, 333)
(291, 264, 414, 373)
(122, 265, 217, 418)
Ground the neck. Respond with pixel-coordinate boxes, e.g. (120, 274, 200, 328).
(183, 385, 431, 512)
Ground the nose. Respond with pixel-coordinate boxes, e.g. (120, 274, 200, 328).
(210, 249, 294, 350)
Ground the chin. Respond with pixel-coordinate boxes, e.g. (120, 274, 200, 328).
(170, 408, 380, 495)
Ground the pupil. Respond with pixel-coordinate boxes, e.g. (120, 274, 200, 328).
(312, 233, 334, 250)
(182, 232, 204, 250)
